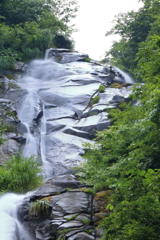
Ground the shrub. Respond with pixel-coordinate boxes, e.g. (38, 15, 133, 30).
(30, 198, 50, 216)
(0, 153, 43, 193)
(89, 96, 100, 107)
(98, 85, 106, 93)
(85, 56, 91, 62)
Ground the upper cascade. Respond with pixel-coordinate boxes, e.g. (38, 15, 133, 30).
(0, 48, 135, 240)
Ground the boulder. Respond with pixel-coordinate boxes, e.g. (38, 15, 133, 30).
(50, 191, 92, 215)
(67, 232, 95, 240)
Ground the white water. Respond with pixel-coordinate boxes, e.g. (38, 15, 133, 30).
(17, 90, 38, 157)
(0, 193, 33, 240)
(39, 104, 53, 177)
(44, 48, 53, 60)
(114, 66, 135, 84)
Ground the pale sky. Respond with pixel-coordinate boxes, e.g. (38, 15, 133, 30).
(72, 0, 144, 60)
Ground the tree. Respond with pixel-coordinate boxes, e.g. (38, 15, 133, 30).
(78, 20, 160, 237)
(105, 0, 160, 77)
(0, 0, 79, 68)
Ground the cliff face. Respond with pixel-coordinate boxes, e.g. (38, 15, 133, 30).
(0, 49, 133, 240)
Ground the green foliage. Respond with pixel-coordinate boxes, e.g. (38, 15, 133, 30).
(0, 121, 6, 145)
(3, 123, 15, 132)
(0, 153, 43, 193)
(81, 219, 90, 224)
(30, 198, 50, 216)
(57, 228, 71, 235)
(105, 0, 160, 78)
(53, 34, 73, 49)
(0, 0, 79, 69)
(100, 169, 160, 240)
(8, 82, 20, 89)
(89, 95, 100, 107)
(98, 85, 106, 93)
(66, 214, 77, 221)
(85, 56, 91, 62)
(66, 187, 73, 191)
(78, 23, 160, 237)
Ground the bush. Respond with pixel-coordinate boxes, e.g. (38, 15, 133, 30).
(0, 153, 43, 193)
(98, 85, 106, 93)
(89, 96, 100, 107)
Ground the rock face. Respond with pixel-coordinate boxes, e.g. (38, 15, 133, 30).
(0, 49, 134, 240)
(8, 49, 132, 176)
(19, 174, 111, 240)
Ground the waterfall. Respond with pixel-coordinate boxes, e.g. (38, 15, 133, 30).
(39, 104, 53, 178)
(0, 193, 33, 240)
(17, 90, 38, 157)
(44, 48, 53, 60)
(114, 66, 135, 84)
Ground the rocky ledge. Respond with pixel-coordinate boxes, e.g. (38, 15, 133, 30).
(0, 49, 134, 239)
(19, 174, 111, 240)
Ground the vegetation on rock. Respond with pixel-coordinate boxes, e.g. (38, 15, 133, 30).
(77, 1, 160, 238)
(98, 85, 106, 93)
(0, 153, 43, 193)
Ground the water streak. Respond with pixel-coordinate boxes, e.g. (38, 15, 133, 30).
(0, 193, 33, 240)
(114, 66, 135, 84)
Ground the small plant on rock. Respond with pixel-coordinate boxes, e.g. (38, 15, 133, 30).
(98, 85, 106, 93)
(88, 96, 100, 107)
(30, 198, 50, 216)
(81, 219, 90, 224)
(0, 152, 43, 193)
(85, 56, 91, 62)
(66, 214, 77, 221)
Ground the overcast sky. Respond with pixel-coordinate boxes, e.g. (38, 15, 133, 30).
(71, 0, 143, 60)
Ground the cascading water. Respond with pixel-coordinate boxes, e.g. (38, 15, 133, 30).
(0, 193, 33, 240)
(17, 90, 38, 157)
(114, 66, 135, 84)
(0, 49, 136, 240)
(0, 58, 56, 240)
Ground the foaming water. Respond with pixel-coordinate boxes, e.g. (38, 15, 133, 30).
(0, 193, 33, 240)
(17, 90, 38, 157)
(114, 66, 135, 84)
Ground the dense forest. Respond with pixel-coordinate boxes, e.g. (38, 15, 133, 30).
(0, 0, 78, 70)
(1, 0, 160, 239)
(77, 0, 160, 239)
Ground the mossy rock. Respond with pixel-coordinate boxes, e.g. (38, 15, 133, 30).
(93, 190, 112, 212)
(110, 83, 122, 89)
(94, 220, 102, 226)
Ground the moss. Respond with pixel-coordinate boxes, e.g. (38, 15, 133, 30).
(66, 214, 77, 221)
(98, 85, 106, 93)
(66, 188, 73, 191)
(94, 190, 112, 212)
(3, 124, 16, 132)
(8, 82, 20, 89)
(88, 96, 100, 107)
(5, 73, 16, 80)
(94, 213, 106, 219)
(5, 110, 18, 119)
(89, 112, 98, 116)
(57, 228, 71, 235)
(29, 198, 50, 216)
(80, 187, 96, 194)
(94, 220, 102, 226)
(110, 83, 122, 89)
(81, 219, 90, 224)
(94, 190, 112, 202)
(85, 56, 91, 62)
